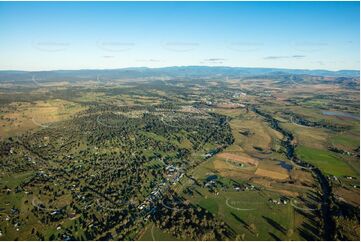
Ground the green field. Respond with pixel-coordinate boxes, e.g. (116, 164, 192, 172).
(139, 223, 180, 241)
(331, 134, 360, 150)
(184, 186, 303, 240)
(296, 146, 357, 177)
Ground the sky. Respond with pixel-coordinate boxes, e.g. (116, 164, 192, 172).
(0, 1, 359, 71)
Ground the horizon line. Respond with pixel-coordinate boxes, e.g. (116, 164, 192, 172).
(0, 65, 359, 73)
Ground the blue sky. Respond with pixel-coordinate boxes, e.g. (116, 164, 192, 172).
(0, 1, 359, 71)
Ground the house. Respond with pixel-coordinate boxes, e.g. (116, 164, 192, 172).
(166, 165, 176, 173)
(50, 210, 60, 216)
(204, 153, 212, 159)
(234, 186, 241, 191)
(205, 180, 216, 187)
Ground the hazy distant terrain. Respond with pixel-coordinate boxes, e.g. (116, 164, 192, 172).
(0, 66, 359, 83)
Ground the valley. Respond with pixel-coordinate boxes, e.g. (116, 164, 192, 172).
(0, 70, 359, 240)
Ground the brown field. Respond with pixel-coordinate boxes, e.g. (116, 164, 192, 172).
(250, 177, 299, 197)
(282, 122, 328, 150)
(212, 107, 243, 118)
(213, 159, 235, 170)
(213, 159, 256, 180)
(289, 169, 315, 187)
(215, 103, 245, 109)
(213, 158, 255, 171)
(255, 168, 289, 180)
(228, 117, 283, 156)
(216, 152, 259, 166)
(333, 187, 360, 207)
(0, 99, 85, 138)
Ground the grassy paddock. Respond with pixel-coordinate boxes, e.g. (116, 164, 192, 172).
(296, 146, 357, 177)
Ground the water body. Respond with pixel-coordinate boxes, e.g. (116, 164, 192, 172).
(278, 160, 293, 172)
(321, 110, 359, 120)
(206, 175, 218, 181)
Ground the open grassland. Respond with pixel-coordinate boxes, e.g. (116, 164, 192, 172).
(217, 153, 259, 166)
(296, 146, 357, 177)
(331, 133, 360, 151)
(0, 99, 85, 139)
(255, 168, 289, 181)
(0, 171, 78, 240)
(139, 223, 180, 241)
(278, 110, 359, 178)
(210, 107, 291, 183)
(210, 108, 243, 118)
(281, 123, 329, 150)
(176, 171, 307, 241)
(228, 116, 283, 158)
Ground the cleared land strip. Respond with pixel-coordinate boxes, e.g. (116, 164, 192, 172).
(216, 152, 259, 166)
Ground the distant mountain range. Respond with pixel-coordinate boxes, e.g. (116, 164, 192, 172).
(0, 66, 359, 82)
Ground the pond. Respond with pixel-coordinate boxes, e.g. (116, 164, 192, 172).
(321, 110, 359, 120)
(278, 160, 293, 172)
(206, 175, 218, 181)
